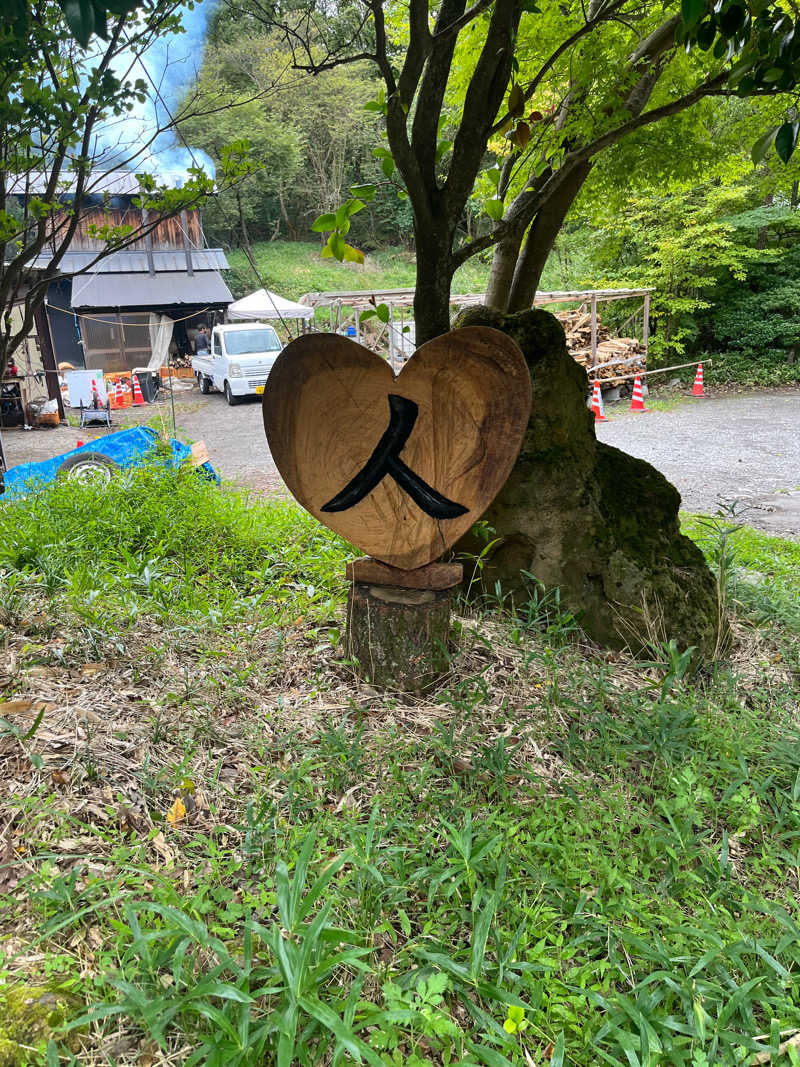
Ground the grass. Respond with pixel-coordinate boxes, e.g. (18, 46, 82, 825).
(0, 467, 799, 1066)
(681, 509, 800, 634)
(226, 241, 492, 304)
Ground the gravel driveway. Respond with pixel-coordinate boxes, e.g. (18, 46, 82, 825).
(596, 389, 800, 539)
(4, 383, 799, 539)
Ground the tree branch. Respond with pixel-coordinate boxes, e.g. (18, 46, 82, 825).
(434, 0, 495, 42)
(490, 0, 629, 135)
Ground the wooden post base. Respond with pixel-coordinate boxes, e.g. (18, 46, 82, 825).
(345, 558, 462, 693)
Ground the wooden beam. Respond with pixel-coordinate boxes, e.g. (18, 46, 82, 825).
(643, 292, 650, 360)
(34, 301, 65, 421)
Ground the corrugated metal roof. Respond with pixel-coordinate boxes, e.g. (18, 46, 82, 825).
(8, 171, 190, 195)
(70, 270, 233, 310)
(33, 249, 229, 273)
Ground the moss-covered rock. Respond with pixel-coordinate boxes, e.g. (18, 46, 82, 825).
(453, 305, 727, 659)
(0, 985, 77, 1066)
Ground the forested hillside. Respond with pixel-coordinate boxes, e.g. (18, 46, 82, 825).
(178, 3, 800, 383)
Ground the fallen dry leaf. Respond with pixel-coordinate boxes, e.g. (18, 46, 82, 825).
(0, 838, 20, 893)
(0, 699, 57, 717)
(151, 831, 175, 867)
(166, 797, 186, 826)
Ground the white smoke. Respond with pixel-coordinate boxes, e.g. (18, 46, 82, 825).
(94, 0, 219, 182)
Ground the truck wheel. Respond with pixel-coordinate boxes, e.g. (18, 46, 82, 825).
(224, 381, 241, 406)
(199, 374, 211, 394)
(57, 451, 120, 486)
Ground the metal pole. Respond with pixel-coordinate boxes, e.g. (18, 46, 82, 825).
(388, 304, 395, 368)
(167, 344, 177, 437)
(590, 295, 598, 368)
(588, 357, 711, 383)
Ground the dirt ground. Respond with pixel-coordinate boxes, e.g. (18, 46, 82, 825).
(3, 382, 799, 538)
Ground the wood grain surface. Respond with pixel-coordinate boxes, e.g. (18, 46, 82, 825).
(346, 557, 463, 590)
(262, 326, 531, 570)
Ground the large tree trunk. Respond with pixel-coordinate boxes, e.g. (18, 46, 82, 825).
(506, 161, 593, 311)
(414, 229, 455, 345)
(485, 231, 523, 311)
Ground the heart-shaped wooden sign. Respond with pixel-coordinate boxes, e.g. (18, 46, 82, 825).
(262, 325, 531, 570)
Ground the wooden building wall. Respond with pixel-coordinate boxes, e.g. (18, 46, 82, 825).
(51, 208, 203, 251)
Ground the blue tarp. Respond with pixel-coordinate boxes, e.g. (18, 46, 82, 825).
(2, 426, 217, 501)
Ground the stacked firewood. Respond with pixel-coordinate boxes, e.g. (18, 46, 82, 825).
(554, 309, 646, 386)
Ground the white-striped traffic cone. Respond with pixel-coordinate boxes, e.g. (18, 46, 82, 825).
(629, 375, 650, 413)
(591, 380, 608, 422)
(691, 363, 706, 397)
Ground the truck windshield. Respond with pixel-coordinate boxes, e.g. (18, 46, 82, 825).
(224, 329, 281, 355)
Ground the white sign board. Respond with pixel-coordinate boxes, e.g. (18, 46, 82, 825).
(64, 370, 108, 408)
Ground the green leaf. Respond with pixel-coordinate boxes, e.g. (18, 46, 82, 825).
(346, 198, 367, 217)
(299, 994, 384, 1067)
(62, 0, 95, 45)
(375, 303, 390, 323)
(718, 3, 746, 35)
(508, 83, 525, 118)
(550, 1033, 566, 1067)
(775, 121, 799, 163)
(762, 67, 786, 82)
(335, 203, 351, 229)
(311, 212, 337, 233)
(330, 233, 346, 261)
(466, 1042, 515, 1067)
(728, 57, 755, 86)
(487, 167, 501, 187)
(751, 126, 778, 163)
(435, 139, 453, 162)
(696, 18, 717, 49)
(485, 198, 504, 221)
(342, 243, 364, 264)
(350, 184, 376, 201)
(91, 0, 109, 40)
(681, 0, 705, 31)
(381, 157, 394, 178)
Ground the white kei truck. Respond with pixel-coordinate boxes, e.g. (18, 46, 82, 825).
(192, 323, 283, 405)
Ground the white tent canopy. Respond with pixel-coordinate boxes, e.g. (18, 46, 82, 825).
(227, 288, 314, 321)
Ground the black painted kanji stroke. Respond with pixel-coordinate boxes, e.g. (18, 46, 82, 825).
(321, 394, 468, 520)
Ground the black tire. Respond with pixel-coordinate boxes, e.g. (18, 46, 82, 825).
(224, 381, 241, 406)
(199, 374, 211, 394)
(57, 451, 120, 486)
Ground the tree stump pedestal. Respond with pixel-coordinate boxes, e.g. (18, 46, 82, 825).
(345, 557, 463, 693)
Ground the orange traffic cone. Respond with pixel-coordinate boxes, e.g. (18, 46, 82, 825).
(591, 380, 609, 422)
(132, 373, 145, 406)
(691, 363, 706, 397)
(629, 375, 650, 413)
(90, 378, 100, 408)
(115, 379, 124, 408)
